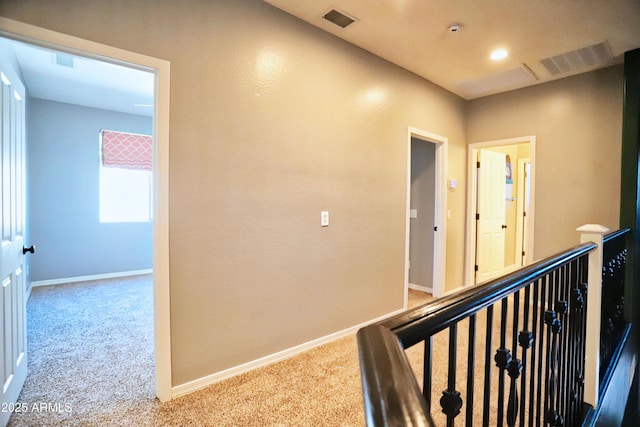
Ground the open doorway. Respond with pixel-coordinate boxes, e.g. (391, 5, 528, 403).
(464, 136, 535, 286)
(0, 18, 171, 402)
(405, 127, 448, 302)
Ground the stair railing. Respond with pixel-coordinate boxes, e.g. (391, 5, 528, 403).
(358, 242, 599, 426)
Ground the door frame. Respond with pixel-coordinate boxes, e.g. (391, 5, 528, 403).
(405, 127, 447, 303)
(515, 158, 531, 267)
(0, 17, 172, 402)
(464, 136, 536, 287)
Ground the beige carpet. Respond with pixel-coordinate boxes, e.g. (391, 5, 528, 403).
(9, 277, 435, 426)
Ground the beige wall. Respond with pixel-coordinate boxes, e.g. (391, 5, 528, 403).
(0, 0, 467, 385)
(467, 66, 623, 260)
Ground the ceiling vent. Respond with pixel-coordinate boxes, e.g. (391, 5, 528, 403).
(540, 41, 613, 76)
(457, 64, 538, 99)
(322, 8, 357, 29)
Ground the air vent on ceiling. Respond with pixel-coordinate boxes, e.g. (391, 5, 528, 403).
(53, 52, 75, 68)
(457, 64, 538, 99)
(540, 41, 613, 76)
(322, 8, 357, 29)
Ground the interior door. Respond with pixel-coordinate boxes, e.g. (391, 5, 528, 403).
(475, 149, 506, 284)
(0, 54, 27, 427)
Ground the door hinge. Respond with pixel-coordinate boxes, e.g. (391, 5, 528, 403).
(522, 251, 526, 257)
(476, 213, 480, 220)
(434, 226, 438, 231)
(474, 265, 479, 272)
(523, 211, 527, 217)
(477, 161, 481, 168)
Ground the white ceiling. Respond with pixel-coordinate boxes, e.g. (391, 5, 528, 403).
(2, 38, 153, 117)
(263, 0, 640, 99)
(3, 1, 640, 113)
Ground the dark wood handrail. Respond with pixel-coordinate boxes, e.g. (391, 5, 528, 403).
(603, 227, 631, 244)
(385, 242, 596, 347)
(357, 324, 435, 426)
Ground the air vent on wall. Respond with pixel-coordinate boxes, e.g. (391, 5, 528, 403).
(53, 52, 75, 68)
(322, 8, 357, 29)
(540, 41, 613, 76)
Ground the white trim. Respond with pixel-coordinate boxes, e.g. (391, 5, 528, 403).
(408, 283, 432, 294)
(515, 158, 531, 266)
(171, 307, 406, 399)
(405, 127, 448, 304)
(31, 269, 153, 287)
(464, 136, 536, 287)
(0, 17, 173, 403)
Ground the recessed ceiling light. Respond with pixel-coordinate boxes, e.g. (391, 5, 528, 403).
(491, 49, 508, 61)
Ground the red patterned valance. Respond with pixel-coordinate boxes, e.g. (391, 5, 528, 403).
(101, 130, 152, 171)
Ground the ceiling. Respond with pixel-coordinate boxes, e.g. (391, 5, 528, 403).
(1, 37, 153, 117)
(263, 0, 640, 99)
(2, 0, 640, 114)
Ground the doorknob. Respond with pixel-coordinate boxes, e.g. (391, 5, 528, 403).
(22, 245, 35, 255)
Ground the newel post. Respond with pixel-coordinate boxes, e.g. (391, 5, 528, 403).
(577, 223, 609, 407)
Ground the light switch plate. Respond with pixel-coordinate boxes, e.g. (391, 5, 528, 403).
(321, 211, 329, 227)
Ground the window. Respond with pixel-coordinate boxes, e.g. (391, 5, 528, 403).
(99, 130, 152, 223)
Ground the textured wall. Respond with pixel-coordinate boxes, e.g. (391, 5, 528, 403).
(467, 66, 623, 260)
(0, 0, 467, 385)
(27, 99, 152, 281)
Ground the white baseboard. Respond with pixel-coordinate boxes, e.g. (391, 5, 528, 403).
(171, 307, 407, 399)
(408, 283, 432, 293)
(31, 269, 153, 288)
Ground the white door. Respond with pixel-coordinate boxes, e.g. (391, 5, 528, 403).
(475, 149, 506, 284)
(0, 56, 28, 427)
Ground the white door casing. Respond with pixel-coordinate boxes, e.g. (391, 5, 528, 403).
(475, 149, 506, 284)
(405, 127, 447, 302)
(0, 53, 27, 427)
(0, 17, 172, 402)
(464, 136, 536, 288)
(515, 159, 531, 266)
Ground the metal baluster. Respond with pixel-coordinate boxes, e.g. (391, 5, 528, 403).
(528, 280, 540, 427)
(424, 335, 433, 412)
(546, 269, 564, 427)
(535, 276, 547, 427)
(483, 305, 494, 427)
(568, 259, 583, 425)
(519, 285, 533, 427)
(495, 298, 510, 427)
(565, 262, 576, 426)
(543, 271, 555, 426)
(507, 291, 522, 427)
(441, 324, 463, 427)
(466, 315, 476, 427)
(577, 256, 589, 420)
(556, 264, 569, 423)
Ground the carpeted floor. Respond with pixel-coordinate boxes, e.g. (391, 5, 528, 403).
(8, 276, 434, 426)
